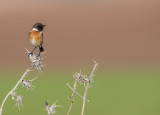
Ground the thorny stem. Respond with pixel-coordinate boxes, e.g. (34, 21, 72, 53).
(81, 61, 98, 115)
(67, 80, 77, 115)
(0, 67, 31, 115)
(67, 83, 89, 102)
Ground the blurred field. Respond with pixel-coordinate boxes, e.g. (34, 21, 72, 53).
(0, 69, 160, 115)
(0, 0, 160, 115)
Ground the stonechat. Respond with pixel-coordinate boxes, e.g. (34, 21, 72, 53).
(28, 23, 46, 56)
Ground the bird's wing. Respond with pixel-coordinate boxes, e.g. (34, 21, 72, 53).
(41, 32, 43, 40)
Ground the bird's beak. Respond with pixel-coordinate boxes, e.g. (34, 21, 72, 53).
(43, 25, 46, 27)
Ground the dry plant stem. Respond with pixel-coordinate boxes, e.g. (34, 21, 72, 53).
(81, 62, 98, 115)
(67, 83, 85, 100)
(67, 80, 77, 115)
(0, 67, 31, 115)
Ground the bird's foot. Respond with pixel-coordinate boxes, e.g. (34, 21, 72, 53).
(28, 52, 33, 57)
(37, 52, 41, 57)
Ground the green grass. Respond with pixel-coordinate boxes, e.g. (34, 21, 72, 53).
(1, 69, 160, 115)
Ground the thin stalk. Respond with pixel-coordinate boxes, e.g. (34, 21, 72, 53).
(81, 62, 98, 115)
(67, 80, 77, 115)
(0, 67, 31, 115)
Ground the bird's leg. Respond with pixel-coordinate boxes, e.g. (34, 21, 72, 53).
(37, 51, 41, 57)
(28, 47, 36, 56)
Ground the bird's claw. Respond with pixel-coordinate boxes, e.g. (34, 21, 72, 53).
(28, 52, 33, 57)
(37, 52, 41, 57)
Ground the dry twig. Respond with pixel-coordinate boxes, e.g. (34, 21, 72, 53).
(67, 80, 77, 115)
(67, 61, 98, 115)
(0, 48, 45, 115)
(81, 61, 98, 115)
(0, 68, 31, 115)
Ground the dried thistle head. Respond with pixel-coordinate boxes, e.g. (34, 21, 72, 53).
(25, 48, 46, 71)
(21, 80, 32, 89)
(29, 53, 43, 71)
(45, 101, 63, 115)
(10, 91, 16, 100)
(21, 77, 38, 89)
(16, 95, 23, 108)
(74, 73, 89, 83)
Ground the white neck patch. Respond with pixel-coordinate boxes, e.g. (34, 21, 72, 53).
(32, 28, 39, 31)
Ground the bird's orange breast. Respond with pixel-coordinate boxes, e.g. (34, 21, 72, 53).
(28, 31, 43, 47)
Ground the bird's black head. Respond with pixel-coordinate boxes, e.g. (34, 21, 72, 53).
(32, 23, 46, 31)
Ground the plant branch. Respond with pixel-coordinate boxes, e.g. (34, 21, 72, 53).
(67, 80, 77, 115)
(0, 67, 31, 115)
(81, 61, 98, 115)
(67, 83, 89, 102)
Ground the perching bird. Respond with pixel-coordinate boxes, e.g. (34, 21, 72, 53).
(28, 23, 46, 56)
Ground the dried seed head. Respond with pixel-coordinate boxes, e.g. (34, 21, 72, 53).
(21, 77, 38, 89)
(21, 80, 32, 88)
(74, 73, 89, 83)
(25, 48, 46, 71)
(16, 95, 23, 107)
(45, 101, 63, 115)
(30, 54, 43, 71)
(10, 91, 16, 100)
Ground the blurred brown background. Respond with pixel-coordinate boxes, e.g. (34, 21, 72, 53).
(0, 0, 160, 68)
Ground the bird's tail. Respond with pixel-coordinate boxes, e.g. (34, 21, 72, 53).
(39, 46, 44, 52)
